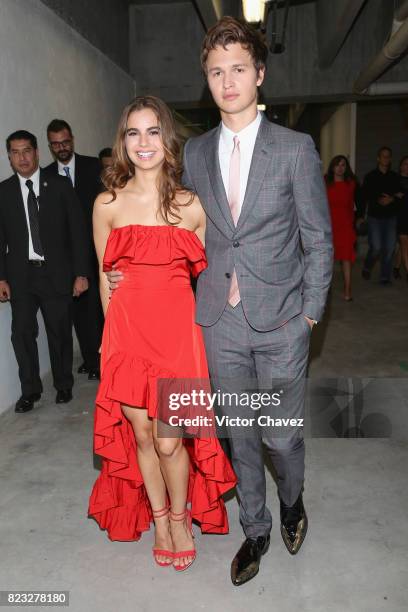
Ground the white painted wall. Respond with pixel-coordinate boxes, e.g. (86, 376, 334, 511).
(320, 103, 357, 174)
(0, 0, 135, 414)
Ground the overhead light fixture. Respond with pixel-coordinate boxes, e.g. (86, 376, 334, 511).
(257, 104, 266, 111)
(242, 0, 268, 24)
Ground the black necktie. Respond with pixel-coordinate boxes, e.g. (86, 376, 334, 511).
(25, 179, 44, 257)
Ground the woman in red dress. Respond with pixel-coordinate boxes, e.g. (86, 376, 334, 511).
(326, 155, 358, 301)
(88, 96, 236, 571)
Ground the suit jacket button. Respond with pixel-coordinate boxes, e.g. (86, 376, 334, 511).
(225, 272, 231, 278)
(233, 240, 240, 248)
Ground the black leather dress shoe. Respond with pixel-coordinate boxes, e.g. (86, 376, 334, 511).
(15, 393, 41, 413)
(77, 363, 89, 374)
(231, 535, 270, 586)
(87, 369, 100, 380)
(280, 493, 308, 555)
(55, 389, 73, 404)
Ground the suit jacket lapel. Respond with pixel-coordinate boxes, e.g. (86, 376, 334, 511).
(236, 116, 274, 231)
(38, 169, 49, 215)
(204, 126, 235, 232)
(73, 153, 82, 193)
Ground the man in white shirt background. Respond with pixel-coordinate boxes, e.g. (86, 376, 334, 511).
(45, 119, 103, 380)
(0, 130, 90, 412)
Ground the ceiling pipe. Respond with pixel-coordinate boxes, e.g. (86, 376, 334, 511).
(365, 81, 408, 95)
(353, 11, 408, 93)
(395, 0, 408, 22)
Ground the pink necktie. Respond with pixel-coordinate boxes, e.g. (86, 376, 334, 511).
(228, 136, 241, 307)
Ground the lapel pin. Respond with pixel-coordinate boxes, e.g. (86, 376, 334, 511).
(43, 182, 48, 187)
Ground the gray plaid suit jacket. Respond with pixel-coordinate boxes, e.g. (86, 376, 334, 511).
(183, 115, 333, 331)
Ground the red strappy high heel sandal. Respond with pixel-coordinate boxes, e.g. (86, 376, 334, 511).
(170, 509, 196, 572)
(152, 506, 173, 567)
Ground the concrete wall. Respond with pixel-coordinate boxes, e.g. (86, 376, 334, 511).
(0, 0, 135, 414)
(39, 0, 131, 71)
(355, 101, 408, 181)
(320, 103, 357, 175)
(130, 2, 204, 102)
(265, 0, 408, 103)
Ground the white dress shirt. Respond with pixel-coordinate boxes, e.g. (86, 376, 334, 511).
(218, 112, 262, 215)
(58, 154, 75, 186)
(18, 168, 44, 261)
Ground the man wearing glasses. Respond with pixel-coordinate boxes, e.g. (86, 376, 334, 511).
(45, 119, 103, 380)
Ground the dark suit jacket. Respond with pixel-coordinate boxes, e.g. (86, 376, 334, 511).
(45, 153, 101, 231)
(45, 153, 101, 274)
(0, 170, 90, 298)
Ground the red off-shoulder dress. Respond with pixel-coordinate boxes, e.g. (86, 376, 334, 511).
(326, 180, 357, 262)
(88, 224, 236, 541)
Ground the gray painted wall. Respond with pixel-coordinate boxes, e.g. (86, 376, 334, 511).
(40, 0, 131, 71)
(130, 2, 205, 102)
(0, 0, 135, 414)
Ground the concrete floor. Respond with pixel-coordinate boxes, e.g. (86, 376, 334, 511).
(1, 245, 407, 612)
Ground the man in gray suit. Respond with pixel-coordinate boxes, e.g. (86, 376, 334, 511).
(107, 17, 332, 586)
(183, 17, 332, 585)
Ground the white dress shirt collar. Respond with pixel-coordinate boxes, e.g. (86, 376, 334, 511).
(17, 167, 40, 194)
(220, 111, 262, 152)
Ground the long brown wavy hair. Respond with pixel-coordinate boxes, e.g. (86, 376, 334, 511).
(325, 155, 356, 185)
(102, 95, 193, 224)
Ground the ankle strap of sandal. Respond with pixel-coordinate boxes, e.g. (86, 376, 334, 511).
(169, 509, 187, 521)
(152, 506, 169, 519)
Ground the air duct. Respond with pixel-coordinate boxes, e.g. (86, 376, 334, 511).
(353, 7, 408, 93)
(365, 81, 408, 95)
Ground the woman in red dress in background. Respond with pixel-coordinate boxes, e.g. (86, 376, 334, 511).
(88, 96, 235, 571)
(326, 155, 358, 301)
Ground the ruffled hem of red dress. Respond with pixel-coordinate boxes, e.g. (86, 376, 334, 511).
(88, 351, 236, 541)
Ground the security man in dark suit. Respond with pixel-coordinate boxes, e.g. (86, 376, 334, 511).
(45, 119, 103, 380)
(0, 130, 90, 412)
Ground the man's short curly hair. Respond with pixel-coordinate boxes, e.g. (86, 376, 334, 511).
(201, 16, 268, 75)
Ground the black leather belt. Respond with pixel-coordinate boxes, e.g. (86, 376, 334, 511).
(28, 260, 45, 267)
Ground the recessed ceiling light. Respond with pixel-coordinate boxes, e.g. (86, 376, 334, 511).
(242, 0, 268, 24)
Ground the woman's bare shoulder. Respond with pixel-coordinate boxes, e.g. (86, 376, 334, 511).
(94, 186, 131, 208)
(94, 190, 114, 207)
(176, 190, 203, 212)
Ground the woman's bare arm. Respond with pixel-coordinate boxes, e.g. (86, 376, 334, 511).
(93, 192, 114, 316)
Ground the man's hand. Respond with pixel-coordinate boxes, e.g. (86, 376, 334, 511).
(378, 193, 394, 206)
(73, 276, 89, 297)
(0, 280, 10, 302)
(106, 267, 124, 291)
(304, 315, 315, 330)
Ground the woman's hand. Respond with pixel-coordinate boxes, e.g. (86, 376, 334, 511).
(105, 267, 124, 291)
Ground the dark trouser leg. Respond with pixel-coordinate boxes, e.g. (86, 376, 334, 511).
(380, 217, 397, 282)
(252, 313, 310, 507)
(72, 278, 103, 369)
(40, 295, 73, 391)
(364, 216, 382, 272)
(10, 295, 42, 396)
(29, 267, 74, 392)
(202, 304, 272, 539)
